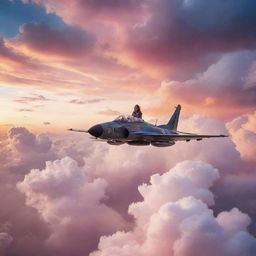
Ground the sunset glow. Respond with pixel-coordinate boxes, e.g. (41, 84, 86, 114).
(1, 0, 256, 255)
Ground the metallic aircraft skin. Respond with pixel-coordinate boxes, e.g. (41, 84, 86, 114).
(68, 105, 228, 147)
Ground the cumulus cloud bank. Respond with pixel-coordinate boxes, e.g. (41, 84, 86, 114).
(17, 157, 127, 256)
(226, 111, 256, 162)
(0, 112, 256, 255)
(1, 0, 256, 254)
(91, 161, 256, 256)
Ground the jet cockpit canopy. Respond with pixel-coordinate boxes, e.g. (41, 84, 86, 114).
(114, 115, 144, 123)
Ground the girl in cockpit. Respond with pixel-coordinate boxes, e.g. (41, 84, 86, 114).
(132, 104, 142, 119)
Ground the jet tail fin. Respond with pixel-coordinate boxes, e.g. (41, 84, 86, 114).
(167, 104, 181, 130)
(158, 105, 181, 131)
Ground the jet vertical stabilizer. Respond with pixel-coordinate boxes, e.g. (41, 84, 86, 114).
(158, 104, 181, 131)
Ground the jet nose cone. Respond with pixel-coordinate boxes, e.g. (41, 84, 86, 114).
(88, 125, 103, 138)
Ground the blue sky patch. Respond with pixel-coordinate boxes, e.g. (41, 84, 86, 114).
(0, 0, 65, 37)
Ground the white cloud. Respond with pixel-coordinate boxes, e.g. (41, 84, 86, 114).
(91, 161, 256, 256)
(18, 157, 127, 255)
(227, 112, 256, 162)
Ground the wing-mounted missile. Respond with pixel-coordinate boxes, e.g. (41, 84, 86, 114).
(127, 141, 150, 146)
(151, 141, 175, 147)
(107, 140, 125, 145)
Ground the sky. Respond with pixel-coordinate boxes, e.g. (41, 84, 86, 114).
(1, 0, 256, 256)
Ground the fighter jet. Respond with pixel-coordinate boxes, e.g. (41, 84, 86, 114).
(68, 105, 228, 147)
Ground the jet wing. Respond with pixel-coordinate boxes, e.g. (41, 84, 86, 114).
(132, 132, 228, 142)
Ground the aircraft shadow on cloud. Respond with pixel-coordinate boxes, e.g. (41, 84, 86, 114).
(68, 105, 228, 147)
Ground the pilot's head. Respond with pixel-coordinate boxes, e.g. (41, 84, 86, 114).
(134, 104, 141, 112)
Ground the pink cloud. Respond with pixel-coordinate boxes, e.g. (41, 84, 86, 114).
(12, 22, 95, 58)
(1, 0, 256, 254)
(226, 111, 256, 162)
(69, 98, 104, 104)
(91, 161, 256, 256)
(0, 0, 256, 120)
(145, 51, 256, 119)
(17, 157, 128, 256)
(13, 94, 51, 104)
(8, 127, 51, 154)
(97, 109, 122, 116)
(0, 232, 13, 255)
(123, 0, 256, 79)
(22, 0, 145, 26)
(0, 112, 255, 255)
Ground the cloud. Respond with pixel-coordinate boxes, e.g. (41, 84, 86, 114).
(1, 1, 256, 255)
(226, 111, 256, 162)
(81, 114, 241, 219)
(68, 98, 104, 104)
(1, 124, 14, 127)
(8, 127, 51, 154)
(0, 37, 32, 68)
(22, 0, 144, 26)
(11, 22, 96, 58)
(0, 128, 100, 255)
(129, 161, 219, 220)
(0, 128, 59, 256)
(0, 232, 13, 254)
(0, 113, 255, 256)
(15, 0, 256, 84)
(97, 109, 122, 116)
(0, 21, 140, 97)
(91, 161, 256, 256)
(124, 0, 256, 79)
(17, 157, 127, 255)
(147, 51, 256, 119)
(13, 94, 51, 104)
(43, 122, 51, 125)
(1, 0, 256, 115)
(17, 108, 33, 112)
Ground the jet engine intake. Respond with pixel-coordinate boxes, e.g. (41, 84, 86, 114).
(113, 127, 129, 139)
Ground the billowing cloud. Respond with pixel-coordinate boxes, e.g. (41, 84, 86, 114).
(1, 0, 256, 255)
(0, 128, 98, 255)
(0, 113, 255, 255)
(147, 51, 256, 119)
(17, 157, 127, 256)
(0, 21, 141, 97)
(11, 22, 96, 58)
(91, 161, 256, 256)
(8, 127, 51, 154)
(22, 0, 145, 26)
(81, 114, 241, 218)
(226, 111, 256, 162)
(125, 0, 256, 79)
(1, 0, 256, 122)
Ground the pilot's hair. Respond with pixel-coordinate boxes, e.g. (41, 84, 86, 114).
(134, 104, 141, 112)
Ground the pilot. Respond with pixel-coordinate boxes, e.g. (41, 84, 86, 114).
(132, 104, 142, 119)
